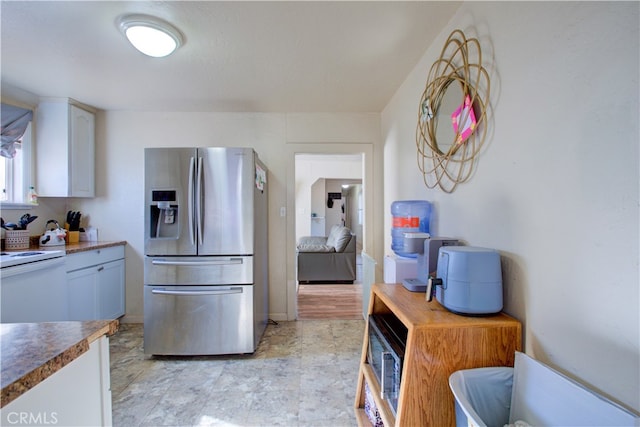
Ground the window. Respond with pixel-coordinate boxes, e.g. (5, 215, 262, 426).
(1, 121, 33, 206)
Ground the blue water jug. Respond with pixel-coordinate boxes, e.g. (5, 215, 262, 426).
(391, 200, 432, 258)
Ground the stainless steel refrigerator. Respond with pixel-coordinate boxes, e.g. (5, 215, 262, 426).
(143, 147, 268, 355)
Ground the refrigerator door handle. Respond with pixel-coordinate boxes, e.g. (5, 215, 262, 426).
(152, 287, 243, 296)
(151, 258, 244, 266)
(188, 156, 195, 245)
(196, 156, 204, 246)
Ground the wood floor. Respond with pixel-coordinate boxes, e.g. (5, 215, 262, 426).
(297, 283, 363, 320)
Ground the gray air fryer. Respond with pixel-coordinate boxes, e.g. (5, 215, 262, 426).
(426, 246, 503, 315)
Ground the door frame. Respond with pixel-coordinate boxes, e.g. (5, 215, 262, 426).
(286, 143, 374, 320)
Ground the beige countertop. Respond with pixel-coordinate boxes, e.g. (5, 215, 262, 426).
(0, 319, 119, 408)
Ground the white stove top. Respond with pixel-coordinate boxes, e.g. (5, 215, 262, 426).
(0, 250, 65, 268)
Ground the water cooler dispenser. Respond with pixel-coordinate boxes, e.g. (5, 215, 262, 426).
(149, 190, 179, 239)
(390, 200, 431, 258)
(385, 200, 433, 284)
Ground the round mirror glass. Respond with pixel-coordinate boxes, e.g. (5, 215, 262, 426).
(434, 79, 464, 156)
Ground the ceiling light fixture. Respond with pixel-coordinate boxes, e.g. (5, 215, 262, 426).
(117, 14, 184, 58)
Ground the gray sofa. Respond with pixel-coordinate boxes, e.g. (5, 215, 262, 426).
(296, 225, 356, 284)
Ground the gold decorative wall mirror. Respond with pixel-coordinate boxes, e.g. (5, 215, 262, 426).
(416, 29, 490, 193)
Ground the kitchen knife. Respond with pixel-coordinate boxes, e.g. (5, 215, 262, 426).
(70, 212, 81, 231)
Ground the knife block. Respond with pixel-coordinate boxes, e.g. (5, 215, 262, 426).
(64, 223, 80, 243)
(67, 231, 80, 243)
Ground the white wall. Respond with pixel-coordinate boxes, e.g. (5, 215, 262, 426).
(309, 178, 326, 236)
(295, 155, 363, 239)
(348, 184, 364, 245)
(382, 2, 639, 412)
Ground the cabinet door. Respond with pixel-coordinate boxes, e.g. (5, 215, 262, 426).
(37, 101, 95, 197)
(70, 105, 95, 197)
(1, 260, 68, 322)
(67, 267, 98, 321)
(97, 259, 125, 319)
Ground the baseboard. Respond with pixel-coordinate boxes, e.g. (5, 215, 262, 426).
(299, 280, 355, 285)
(120, 315, 143, 323)
(268, 312, 289, 322)
(122, 314, 289, 323)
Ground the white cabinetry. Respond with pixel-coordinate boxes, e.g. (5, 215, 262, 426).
(66, 246, 125, 320)
(0, 258, 67, 323)
(36, 99, 95, 197)
(0, 335, 112, 427)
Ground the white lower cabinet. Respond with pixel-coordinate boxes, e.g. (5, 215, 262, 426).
(0, 336, 112, 427)
(66, 246, 125, 320)
(98, 260, 125, 319)
(1, 258, 67, 323)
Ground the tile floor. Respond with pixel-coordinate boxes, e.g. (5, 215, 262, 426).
(110, 320, 365, 427)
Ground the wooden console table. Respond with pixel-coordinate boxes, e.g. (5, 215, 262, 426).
(355, 283, 522, 426)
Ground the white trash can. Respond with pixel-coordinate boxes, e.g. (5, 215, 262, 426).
(449, 352, 639, 427)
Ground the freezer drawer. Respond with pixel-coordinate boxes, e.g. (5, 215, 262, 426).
(144, 285, 255, 355)
(144, 256, 252, 285)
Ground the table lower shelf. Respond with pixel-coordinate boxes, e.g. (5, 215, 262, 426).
(355, 363, 395, 427)
(355, 408, 373, 427)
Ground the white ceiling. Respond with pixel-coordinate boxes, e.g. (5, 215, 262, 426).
(1, 1, 460, 113)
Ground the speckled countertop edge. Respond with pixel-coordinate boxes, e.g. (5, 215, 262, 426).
(0, 319, 119, 408)
(16, 239, 127, 254)
(63, 240, 127, 254)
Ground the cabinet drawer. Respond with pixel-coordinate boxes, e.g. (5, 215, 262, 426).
(66, 245, 125, 272)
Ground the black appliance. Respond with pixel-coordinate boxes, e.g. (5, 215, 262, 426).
(367, 313, 408, 415)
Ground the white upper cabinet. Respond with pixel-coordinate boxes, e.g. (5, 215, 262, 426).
(36, 99, 95, 197)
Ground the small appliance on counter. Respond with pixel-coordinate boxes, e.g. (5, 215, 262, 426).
(401, 234, 459, 292)
(367, 313, 407, 415)
(39, 220, 66, 247)
(426, 246, 503, 315)
(80, 227, 99, 241)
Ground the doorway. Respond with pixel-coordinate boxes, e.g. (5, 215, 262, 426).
(293, 151, 368, 319)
